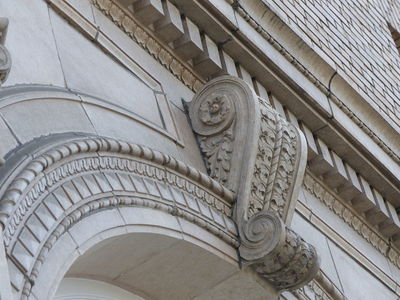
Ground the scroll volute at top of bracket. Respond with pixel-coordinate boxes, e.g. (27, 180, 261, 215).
(188, 75, 307, 225)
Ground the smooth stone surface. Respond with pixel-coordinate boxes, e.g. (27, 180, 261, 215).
(30, 232, 80, 300)
(91, 4, 195, 110)
(0, 99, 96, 143)
(49, 10, 163, 127)
(0, 115, 18, 159)
(329, 241, 398, 300)
(302, 188, 394, 278)
(55, 278, 144, 300)
(81, 102, 181, 158)
(292, 212, 343, 291)
(65, 0, 95, 22)
(1, 0, 65, 87)
(171, 104, 207, 173)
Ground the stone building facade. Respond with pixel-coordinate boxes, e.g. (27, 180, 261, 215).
(0, 0, 399, 299)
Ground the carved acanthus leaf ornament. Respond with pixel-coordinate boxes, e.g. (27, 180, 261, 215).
(189, 76, 319, 291)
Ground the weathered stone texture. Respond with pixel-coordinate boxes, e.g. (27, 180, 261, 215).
(262, 0, 400, 128)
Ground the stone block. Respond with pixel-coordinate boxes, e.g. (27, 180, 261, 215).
(205, 0, 238, 27)
(65, 0, 95, 22)
(81, 102, 180, 158)
(0, 114, 18, 161)
(154, 0, 184, 43)
(379, 201, 400, 237)
(35, 201, 57, 231)
(269, 94, 286, 118)
(323, 151, 349, 189)
(0, 99, 96, 144)
(328, 241, 398, 300)
(173, 16, 203, 60)
(308, 137, 334, 175)
(291, 213, 342, 290)
(236, 64, 253, 86)
(286, 109, 300, 128)
(50, 10, 164, 127)
(193, 34, 222, 78)
(352, 176, 376, 213)
(194, 271, 277, 300)
(299, 122, 318, 161)
(365, 189, 390, 226)
(170, 104, 207, 172)
(74, 4, 196, 112)
(0, 0, 65, 87)
(68, 209, 125, 246)
(30, 232, 80, 300)
(253, 80, 270, 102)
(132, 0, 164, 25)
(219, 50, 238, 77)
(337, 162, 363, 201)
(117, 238, 237, 300)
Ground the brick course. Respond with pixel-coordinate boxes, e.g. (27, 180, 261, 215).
(263, 0, 400, 128)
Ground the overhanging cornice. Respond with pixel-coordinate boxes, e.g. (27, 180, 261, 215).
(170, 0, 400, 207)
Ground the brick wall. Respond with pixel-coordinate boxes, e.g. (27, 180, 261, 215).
(262, 0, 400, 128)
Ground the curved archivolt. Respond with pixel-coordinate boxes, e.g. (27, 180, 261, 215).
(0, 134, 237, 299)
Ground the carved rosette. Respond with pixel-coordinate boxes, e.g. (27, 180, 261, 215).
(0, 18, 11, 85)
(189, 76, 319, 291)
(189, 87, 236, 187)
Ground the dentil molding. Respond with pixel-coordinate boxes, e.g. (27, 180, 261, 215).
(188, 76, 319, 290)
(303, 171, 400, 271)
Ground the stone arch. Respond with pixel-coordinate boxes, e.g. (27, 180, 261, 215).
(0, 134, 238, 299)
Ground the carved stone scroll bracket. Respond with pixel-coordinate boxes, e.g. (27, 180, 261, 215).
(0, 18, 11, 85)
(188, 75, 319, 291)
(240, 211, 320, 290)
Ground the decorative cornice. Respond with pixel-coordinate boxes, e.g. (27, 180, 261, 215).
(303, 171, 400, 270)
(91, 0, 400, 170)
(89, 0, 400, 212)
(229, 1, 400, 165)
(0, 18, 11, 85)
(92, 0, 204, 92)
(189, 76, 319, 290)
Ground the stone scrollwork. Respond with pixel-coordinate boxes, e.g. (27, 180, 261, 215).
(0, 18, 11, 85)
(189, 76, 319, 291)
(240, 212, 319, 290)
